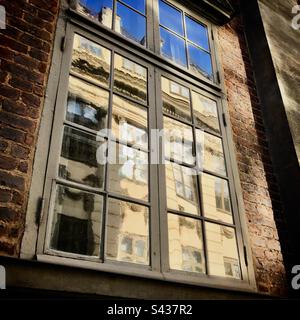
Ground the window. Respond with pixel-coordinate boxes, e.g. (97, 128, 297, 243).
(33, 0, 255, 291)
(158, 0, 213, 79)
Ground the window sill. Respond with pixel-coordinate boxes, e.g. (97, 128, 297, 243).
(36, 254, 257, 295)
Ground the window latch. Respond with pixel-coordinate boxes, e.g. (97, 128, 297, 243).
(60, 36, 66, 52)
(35, 197, 45, 225)
(222, 113, 227, 127)
(243, 245, 248, 267)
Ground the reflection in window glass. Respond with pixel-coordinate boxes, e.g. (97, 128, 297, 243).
(185, 16, 209, 50)
(196, 130, 226, 176)
(168, 214, 205, 273)
(109, 143, 148, 201)
(164, 117, 194, 166)
(121, 236, 133, 254)
(165, 161, 200, 215)
(206, 222, 241, 279)
(191, 92, 220, 134)
(161, 77, 191, 123)
(78, 0, 114, 28)
(114, 54, 148, 103)
(59, 126, 105, 189)
(112, 95, 148, 150)
(105, 198, 149, 265)
(188, 44, 213, 79)
(121, 0, 145, 14)
(116, 2, 146, 46)
(201, 173, 233, 224)
(160, 27, 187, 67)
(50, 185, 103, 256)
(159, 0, 183, 36)
(67, 76, 109, 131)
(71, 34, 111, 87)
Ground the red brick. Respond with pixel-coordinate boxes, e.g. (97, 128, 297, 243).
(0, 171, 25, 191)
(0, 207, 18, 222)
(0, 35, 28, 54)
(21, 92, 41, 108)
(0, 190, 12, 203)
(0, 155, 18, 170)
(11, 145, 30, 160)
(0, 84, 20, 100)
(0, 112, 36, 133)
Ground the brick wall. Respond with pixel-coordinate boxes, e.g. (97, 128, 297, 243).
(217, 13, 289, 296)
(0, 0, 290, 296)
(0, 0, 59, 256)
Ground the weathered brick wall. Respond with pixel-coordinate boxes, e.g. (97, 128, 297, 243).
(217, 12, 289, 296)
(0, 0, 59, 256)
(0, 0, 290, 296)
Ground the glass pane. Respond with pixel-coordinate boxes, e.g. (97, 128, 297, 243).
(116, 2, 146, 46)
(59, 126, 105, 189)
(67, 76, 109, 131)
(71, 34, 111, 87)
(112, 95, 148, 150)
(161, 77, 191, 123)
(105, 198, 149, 265)
(185, 16, 209, 51)
(206, 222, 241, 279)
(160, 27, 187, 67)
(114, 54, 147, 103)
(159, 0, 183, 36)
(201, 173, 233, 224)
(168, 214, 205, 273)
(196, 130, 226, 176)
(165, 161, 200, 215)
(192, 92, 220, 134)
(121, 0, 145, 14)
(188, 43, 212, 79)
(78, 0, 113, 28)
(50, 185, 103, 256)
(108, 143, 148, 201)
(164, 117, 194, 166)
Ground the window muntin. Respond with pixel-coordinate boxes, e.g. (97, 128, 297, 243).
(78, 0, 147, 46)
(158, 0, 213, 79)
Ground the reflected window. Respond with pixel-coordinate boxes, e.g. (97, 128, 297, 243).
(121, 236, 133, 254)
(163, 117, 194, 166)
(191, 92, 220, 134)
(114, 54, 148, 103)
(50, 185, 103, 256)
(165, 161, 200, 215)
(59, 126, 105, 189)
(206, 223, 241, 279)
(161, 77, 191, 122)
(67, 76, 109, 131)
(168, 214, 205, 273)
(71, 34, 111, 87)
(105, 198, 149, 265)
(112, 95, 148, 149)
